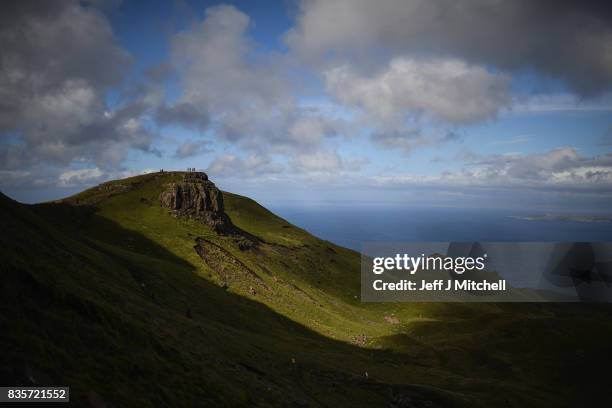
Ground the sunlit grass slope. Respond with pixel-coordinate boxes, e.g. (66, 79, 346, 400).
(1, 171, 611, 407)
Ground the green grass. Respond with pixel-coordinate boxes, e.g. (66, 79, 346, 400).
(1, 171, 612, 407)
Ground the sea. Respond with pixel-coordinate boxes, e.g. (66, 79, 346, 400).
(269, 206, 612, 251)
(268, 206, 612, 291)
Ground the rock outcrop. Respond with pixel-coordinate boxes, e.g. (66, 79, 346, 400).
(159, 172, 259, 248)
(159, 172, 232, 233)
(159, 172, 224, 213)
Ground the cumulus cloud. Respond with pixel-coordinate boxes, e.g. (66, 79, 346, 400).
(169, 5, 344, 152)
(0, 0, 156, 170)
(373, 147, 612, 191)
(57, 168, 105, 187)
(292, 150, 368, 173)
(156, 103, 210, 131)
(1, 165, 155, 193)
(370, 128, 463, 154)
(287, 0, 612, 95)
(207, 153, 284, 178)
(292, 151, 340, 172)
(468, 148, 612, 187)
(174, 139, 212, 159)
(370, 129, 419, 153)
(2, 0, 610, 208)
(321, 56, 506, 153)
(286, 1, 612, 153)
(510, 93, 612, 113)
(57, 167, 156, 188)
(325, 57, 510, 124)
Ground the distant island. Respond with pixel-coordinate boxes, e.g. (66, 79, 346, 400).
(512, 214, 612, 223)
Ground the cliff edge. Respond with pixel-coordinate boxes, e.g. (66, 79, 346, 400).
(159, 171, 258, 247)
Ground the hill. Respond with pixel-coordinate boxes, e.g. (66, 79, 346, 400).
(1, 171, 612, 407)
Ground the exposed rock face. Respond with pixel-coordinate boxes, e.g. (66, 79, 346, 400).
(159, 172, 224, 213)
(159, 172, 231, 233)
(159, 172, 259, 247)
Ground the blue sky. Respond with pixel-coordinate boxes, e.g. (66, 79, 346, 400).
(1, 0, 611, 211)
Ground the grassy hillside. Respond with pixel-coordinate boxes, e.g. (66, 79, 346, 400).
(1, 171, 612, 407)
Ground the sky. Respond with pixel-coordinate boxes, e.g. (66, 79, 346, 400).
(1, 0, 611, 212)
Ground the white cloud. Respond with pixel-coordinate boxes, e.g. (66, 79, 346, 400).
(168, 5, 346, 153)
(510, 93, 612, 113)
(0, 1, 157, 170)
(292, 150, 368, 173)
(293, 151, 342, 172)
(287, 0, 612, 95)
(57, 168, 105, 187)
(372, 148, 612, 191)
(325, 57, 510, 124)
(174, 139, 212, 159)
(488, 137, 530, 146)
(207, 153, 284, 178)
(57, 167, 156, 188)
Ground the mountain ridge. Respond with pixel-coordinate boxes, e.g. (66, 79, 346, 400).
(1, 172, 612, 407)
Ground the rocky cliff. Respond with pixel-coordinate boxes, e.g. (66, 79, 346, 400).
(159, 172, 224, 213)
(159, 172, 258, 248)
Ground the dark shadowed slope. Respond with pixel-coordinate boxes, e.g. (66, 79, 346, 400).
(1, 172, 612, 407)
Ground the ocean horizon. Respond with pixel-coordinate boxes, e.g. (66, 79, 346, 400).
(270, 205, 612, 252)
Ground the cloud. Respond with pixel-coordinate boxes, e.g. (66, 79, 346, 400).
(370, 129, 421, 152)
(488, 137, 530, 146)
(287, 115, 343, 147)
(57, 168, 104, 187)
(510, 93, 612, 113)
(292, 150, 368, 173)
(287, 0, 612, 95)
(292, 150, 342, 172)
(167, 4, 488, 161)
(57, 167, 156, 188)
(469, 148, 612, 187)
(373, 147, 612, 191)
(156, 103, 210, 131)
(206, 153, 284, 178)
(369, 127, 463, 155)
(1, 165, 155, 191)
(322, 56, 507, 153)
(174, 139, 212, 159)
(168, 5, 344, 153)
(325, 57, 510, 124)
(0, 0, 156, 170)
